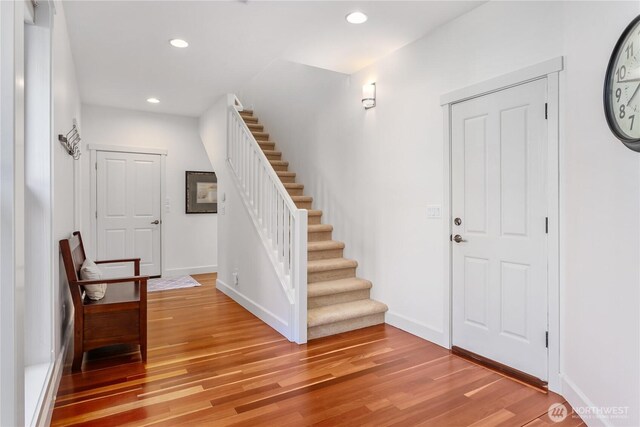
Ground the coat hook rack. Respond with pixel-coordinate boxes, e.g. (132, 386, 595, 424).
(58, 120, 81, 160)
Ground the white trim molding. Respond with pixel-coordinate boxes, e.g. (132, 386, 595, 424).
(385, 312, 446, 348)
(440, 57, 564, 106)
(163, 265, 218, 278)
(36, 320, 72, 427)
(441, 57, 564, 393)
(87, 144, 168, 156)
(561, 374, 608, 427)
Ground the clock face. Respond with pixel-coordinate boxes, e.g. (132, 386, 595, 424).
(605, 15, 640, 147)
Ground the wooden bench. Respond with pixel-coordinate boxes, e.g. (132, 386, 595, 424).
(60, 231, 148, 371)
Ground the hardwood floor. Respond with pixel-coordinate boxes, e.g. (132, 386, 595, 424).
(51, 273, 583, 426)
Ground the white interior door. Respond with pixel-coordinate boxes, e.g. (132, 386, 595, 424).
(96, 151, 161, 277)
(451, 78, 548, 381)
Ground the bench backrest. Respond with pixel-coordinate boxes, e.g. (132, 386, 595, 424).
(60, 231, 87, 302)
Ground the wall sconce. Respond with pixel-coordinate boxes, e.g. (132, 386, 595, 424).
(362, 82, 376, 109)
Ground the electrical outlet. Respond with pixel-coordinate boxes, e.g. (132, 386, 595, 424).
(232, 272, 239, 286)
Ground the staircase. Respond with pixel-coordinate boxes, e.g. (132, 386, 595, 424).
(239, 109, 388, 340)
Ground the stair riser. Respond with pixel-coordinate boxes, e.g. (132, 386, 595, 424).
(247, 124, 264, 131)
(271, 163, 288, 172)
(296, 200, 312, 209)
(308, 230, 332, 242)
(308, 248, 344, 261)
(308, 313, 385, 340)
(308, 215, 322, 225)
(286, 187, 304, 196)
(278, 175, 295, 183)
(241, 116, 256, 123)
(308, 290, 370, 309)
(308, 267, 356, 284)
(259, 142, 275, 150)
(252, 133, 269, 141)
(265, 153, 282, 161)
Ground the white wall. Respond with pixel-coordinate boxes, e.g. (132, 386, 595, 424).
(80, 104, 217, 277)
(239, 2, 640, 425)
(199, 96, 294, 340)
(52, 0, 82, 354)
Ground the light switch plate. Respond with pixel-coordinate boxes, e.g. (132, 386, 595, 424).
(426, 205, 441, 218)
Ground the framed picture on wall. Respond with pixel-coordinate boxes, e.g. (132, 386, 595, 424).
(186, 171, 217, 214)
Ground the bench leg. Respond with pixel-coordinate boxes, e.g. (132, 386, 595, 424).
(71, 341, 83, 372)
(141, 342, 147, 363)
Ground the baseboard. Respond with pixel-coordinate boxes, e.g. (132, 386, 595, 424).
(385, 311, 447, 348)
(36, 319, 73, 427)
(163, 265, 218, 277)
(216, 278, 291, 341)
(561, 374, 608, 427)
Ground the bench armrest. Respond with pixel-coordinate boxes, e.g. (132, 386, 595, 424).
(73, 276, 149, 286)
(94, 258, 141, 265)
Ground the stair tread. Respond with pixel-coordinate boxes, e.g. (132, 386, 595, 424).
(283, 183, 304, 189)
(307, 210, 322, 217)
(262, 150, 282, 156)
(308, 258, 357, 272)
(308, 278, 372, 297)
(270, 160, 289, 165)
(292, 195, 313, 201)
(277, 171, 295, 176)
(308, 299, 388, 327)
(240, 109, 253, 115)
(308, 240, 345, 251)
(308, 224, 333, 232)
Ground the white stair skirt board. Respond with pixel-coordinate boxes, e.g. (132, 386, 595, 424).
(216, 278, 291, 341)
(148, 276, 201, 292)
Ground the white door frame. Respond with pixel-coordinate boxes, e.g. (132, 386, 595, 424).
(0, 1, 26, 425)
(441, 57, 563, 392)
(88, 144, 168, 277)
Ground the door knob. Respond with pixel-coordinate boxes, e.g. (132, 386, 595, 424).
(151, 220, 160, 225)
(453, 234, 466, 243)
(454, 217, 462, 226)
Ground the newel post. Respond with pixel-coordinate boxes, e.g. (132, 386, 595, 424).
(293, 209, 308, 344)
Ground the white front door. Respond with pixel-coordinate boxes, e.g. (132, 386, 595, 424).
(96, 151, 162, 277)
(451, 78, 548, 381)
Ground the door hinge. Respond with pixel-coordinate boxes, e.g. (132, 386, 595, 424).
(544, 103, 548, 120)
(95, 162, 98, 170)
(545, 331, 549, 348)
(545, 217, 548, 234)
(95, 211, 97, 219)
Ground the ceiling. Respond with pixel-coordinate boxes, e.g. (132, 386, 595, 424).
(63, 1, 484, 117)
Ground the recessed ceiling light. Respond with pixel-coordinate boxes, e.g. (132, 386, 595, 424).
(169, 39, 189, 48)
(147, 97, 160, 104)
(346, 11, 367, 24)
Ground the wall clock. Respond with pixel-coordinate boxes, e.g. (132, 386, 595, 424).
(604, 15, 640, 151)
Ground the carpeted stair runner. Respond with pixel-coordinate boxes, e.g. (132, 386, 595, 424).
(240, 109, 388, 340)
